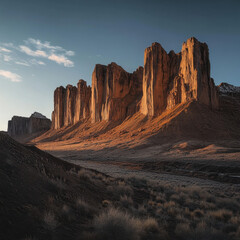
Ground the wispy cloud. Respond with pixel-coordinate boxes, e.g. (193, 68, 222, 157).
(22, 38, 75, 66)
(25, 38, 75, 56)
(15, 61, 30, 67)
(3, 55, 12, 62)
(0, 47, 11, 53)
(30, 59, 46, 65)
(48, 54, 74, 67)
(0, 38, 75, 68)
(0, 70, 22, 82)
(19, 45, 47, 57)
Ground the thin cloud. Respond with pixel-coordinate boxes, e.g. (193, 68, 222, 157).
(3, 55, 12, 62)
(30, 59, 46, 65)
(0, 70, 22, 82)
(0, 47, 11, 53)
(19, 45, 47, 57)
(0, 38, 75, 68)
(48, 54, 74, 67)
(66, 50, 75, 56)
(15, 61, 30, 67)
(26, 38, 75, 56)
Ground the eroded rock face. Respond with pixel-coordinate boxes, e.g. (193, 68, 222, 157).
(52, 86, 66, 129)
(74, 80, 91, 124)
(141, 37, 219, 116)
(8, 113, 51, 137)
(52, 80, 91, 129)
(91, 62, 143, 122)
(64, 85, 77, 126)
(51, 37, 219, 129)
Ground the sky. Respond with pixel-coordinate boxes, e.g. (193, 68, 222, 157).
(0, 0, 239, 130)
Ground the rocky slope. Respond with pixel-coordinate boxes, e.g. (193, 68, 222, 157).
(8, 112, 51, 137)
(51, 37, 219, 129)
(0, 132, 110, 240)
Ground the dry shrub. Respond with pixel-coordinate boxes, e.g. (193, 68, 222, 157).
(163, 201, 176, 208)
(102, 199, 112, 207)
(76, 198, 95, 215)
(48, 177, 66, 189)
(209, 209, 233, 222)
(216, 198, 240, 212)
(93, 208, 140, 240)
(61, 204, 74, 221)
(185, 186, 205, 200)
(126, 175, 147, 187)
(78, 169, 93, 180)
(175, 223, 191, 239)
(43, 211, 58, 230)
(194, 222, 228, 240)
(142, 218, 159, 233)
(107, 182, 133, 198)
(141, 218, 169, 240)
(156, 193, 165, 203)
(192, 209, 204, 218)
(120, 195, 133, 208)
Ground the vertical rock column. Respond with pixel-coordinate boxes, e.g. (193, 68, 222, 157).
(74, 79, 91, 123)
(91, 63, 143, 123)
(64, 85, 77, 126)
(52, 86, 66, 129)
(141, 43, 170, 116)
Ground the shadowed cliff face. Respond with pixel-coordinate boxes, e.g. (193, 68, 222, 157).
(141, 37, 219, 116)
(8, 114, 51, 137)
(74, 80, 91, 123)
(51, 37, 219, 129)
(51, 80, 91, 129)
(91, 63, 143, 123)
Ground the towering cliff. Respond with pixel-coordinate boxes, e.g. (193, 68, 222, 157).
(91, 63, 143, 122)
(141, 37, 219, 116)
(51, 37, 219, 130)
(51, 80, 91, 129)
(74, 80, 91, 124)
(8, 113, 51, 137)
(64, 85, 77, 126)
(52, 86, 66, 129)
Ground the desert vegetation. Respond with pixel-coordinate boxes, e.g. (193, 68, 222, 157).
(1, 133, 240, 240)
(43, 168, 240, 240)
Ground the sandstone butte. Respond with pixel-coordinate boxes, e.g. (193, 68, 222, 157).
(8, 112, 51, 137)
(51, 37, 219, 130)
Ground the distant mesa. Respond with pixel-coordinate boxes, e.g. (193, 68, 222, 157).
(30, 112, 47, 119)
(51, 37, 219, 130)
(218, 82, 240, 96)
(8, 112, 51, 137)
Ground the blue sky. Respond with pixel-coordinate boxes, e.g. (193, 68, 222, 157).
(0, 0, 239, 130)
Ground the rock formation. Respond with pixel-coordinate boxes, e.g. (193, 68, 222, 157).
(74, 80, 91, 124)
(141, 37, 219, 116)
(52, 86, 66, 129)
(51, 80, 91, 129)
(218, 82, 240, 97)
(64, 85, 77, 126)
(51, 37, 219, 130)
(91, 63, 143, 122)
(8, 112, 51, 137)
